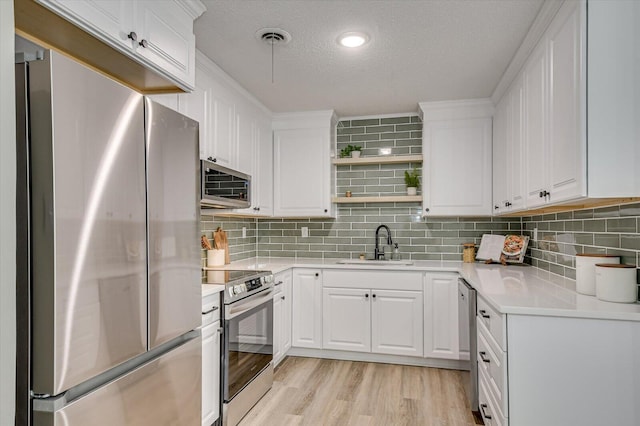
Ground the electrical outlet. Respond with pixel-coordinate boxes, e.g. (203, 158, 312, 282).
(242, 227, 246, 238)
(533, 227, 538, 241)
(301, 227, 309, 238)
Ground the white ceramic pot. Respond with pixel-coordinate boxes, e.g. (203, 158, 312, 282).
(576, 254, 619, 295)
(407, 187, 417, 196)
(595, 264, 638, 303)
(207, 249, 225, 267)
(351, 151, 361, 158)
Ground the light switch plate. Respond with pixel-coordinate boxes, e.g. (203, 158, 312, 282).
(242, 227, 246, 238)
(533, 227, 538, 241)
(301, 227, 309, 238)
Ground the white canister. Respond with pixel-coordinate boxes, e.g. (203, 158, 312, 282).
(576, 254, 620, 295)
(207, 249, 225, 267)
(595, 264, 638, 303)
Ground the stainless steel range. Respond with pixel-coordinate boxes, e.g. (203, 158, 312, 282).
(206, 270, 274, 426)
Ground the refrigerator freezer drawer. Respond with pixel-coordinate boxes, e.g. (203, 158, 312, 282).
(33, 336, 202, 426)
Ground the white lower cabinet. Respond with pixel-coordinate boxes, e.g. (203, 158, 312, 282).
(273, 269, 292, 366)
(201, 320, 220, 426)
(423, 272, 461, 360)
(371, 289, 423, 357)
(291, 269, 323, 349)
(200, 290, 221, 426)
(323, 288, 371, 353)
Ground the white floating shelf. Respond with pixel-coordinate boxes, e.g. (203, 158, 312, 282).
(332, 154, 423, 165)
(332, 195, 423, 204)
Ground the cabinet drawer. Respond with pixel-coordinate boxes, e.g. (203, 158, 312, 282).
(202, 292, 221, 326)
(477, 320, 508, 417)
(323, 269, 422, 291)
(479, 367, 508, 426)
(477, 295, 506, 350)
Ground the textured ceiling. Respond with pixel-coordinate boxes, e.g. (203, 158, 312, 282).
(195, 0, 544, 117)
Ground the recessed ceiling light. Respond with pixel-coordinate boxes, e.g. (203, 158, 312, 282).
(337, 32, 369, 48)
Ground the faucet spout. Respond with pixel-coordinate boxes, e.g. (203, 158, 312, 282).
(374, 224, 393, 260)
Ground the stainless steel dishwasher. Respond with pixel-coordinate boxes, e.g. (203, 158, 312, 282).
(458, 278, 479, 414)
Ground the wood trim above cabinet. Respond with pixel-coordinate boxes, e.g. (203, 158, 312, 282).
(497, 197, 640, 217)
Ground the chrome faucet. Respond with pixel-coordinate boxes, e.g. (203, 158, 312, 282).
(374, 224, 393, 260)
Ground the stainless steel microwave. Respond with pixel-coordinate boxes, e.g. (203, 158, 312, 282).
(200, 160, 251, 208)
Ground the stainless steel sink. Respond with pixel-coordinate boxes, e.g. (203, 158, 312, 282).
(336, 259, 414, 266)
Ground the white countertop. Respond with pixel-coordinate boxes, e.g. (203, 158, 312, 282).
(203, 256, 640, 322)
(202, 283, 225, 297)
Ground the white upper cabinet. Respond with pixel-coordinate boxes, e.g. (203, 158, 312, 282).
(492, 95, 510, 214)
(419, 100, 494, 217)
(496, 0, 639, 212)
(273, 111, 336, 218)
(178, 52, 273, 215)
(35, 0, 204, 90)
(524, 0, 585, 209)
(547, 1, 585, 203)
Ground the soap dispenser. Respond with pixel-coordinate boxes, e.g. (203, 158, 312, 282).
(392, 243, 400, 260)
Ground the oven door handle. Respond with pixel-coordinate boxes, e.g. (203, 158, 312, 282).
(226, 290, 273, 320)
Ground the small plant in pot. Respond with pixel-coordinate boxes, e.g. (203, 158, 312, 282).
(404, 167, 420, 196)
(340, 144, 362, 158)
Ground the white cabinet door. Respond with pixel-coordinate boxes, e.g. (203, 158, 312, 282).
(424, 273, 460, 360)
(135, 1, 195, 88)
(281, 269, 293, 355)
(272, 292, 283, 365)
(524, 41, 548, 208)
(209, 82, 236, 168)
(254, 118, 274, 215)
(201, 320, 220, 426)
(36, 0, 133, 50)
(509, 74, 526, 211)
(235, 105, 255, 176)
(178, 60, 210, 159)
(547, 0, 585, 204)
(421, 109, 493, 217)
(322, 288, 371, 353)
(273, 128, 331, 217)
(292, 269, 323, 349)
(492, 97, 509, 215)
(371, 290, 423, 357)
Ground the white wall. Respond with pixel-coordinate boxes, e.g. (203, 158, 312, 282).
(0, 0, 16, 424)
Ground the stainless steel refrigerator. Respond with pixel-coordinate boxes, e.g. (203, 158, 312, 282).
(15, 49, 202, 425)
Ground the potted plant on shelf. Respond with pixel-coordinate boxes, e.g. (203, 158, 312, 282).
(340, 144, 362, 158)
(404, 167, 420, 196)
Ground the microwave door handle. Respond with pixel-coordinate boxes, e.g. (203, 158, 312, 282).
(226, 290, 273, 320)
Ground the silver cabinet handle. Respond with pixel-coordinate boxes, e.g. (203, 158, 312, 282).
(479, 309, 491, 319)
(480, 404, 492, 420)
(479, 351, 490, 363)
(274, 281, 284, 286)
(202, 306, 219, 315)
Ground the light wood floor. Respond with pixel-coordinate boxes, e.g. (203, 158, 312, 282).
(239, 356, 482, 426)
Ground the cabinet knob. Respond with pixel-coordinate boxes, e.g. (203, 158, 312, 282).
(365, 293, 369, 299)
(494, 205, 499, 210)
(127, 31, 138, 42)
(372, 293, 376, 299)
(479, 351, 491, 363)
(425, 208, 430, 213)
(324, 209, 328, 213)
(539, 191, 544, 198)
(479, 309, 491, 319)
(315, 273, 319, 277)
(139, 39, 148, 48)
(505, 201, 512, 207)
(253, 207, 260, 211)
(281, 296, 285, 300)
(207, 156, 217, 163)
